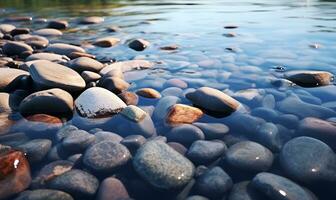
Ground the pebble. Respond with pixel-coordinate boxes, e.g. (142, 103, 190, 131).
(45, 43, 85, 57)
(68, 57, 104, 73)
(81, 71, 101, 83)
(118, 91, 139, 105)
(75, 87, 126, 118)
(96, 177, 130, 200)
(26, 52, 69, 63)
(251, 172, 315, 200)
(14, 34, 49, 49)
(285, 70, 334, 87)
(279, 136, 336, 184)
(193, 122, 229, 140)
(93, 37, 120, 47)
(100, 68, 124, 80)
(120, 105, 147, 122)
(186, 196, 209, 200)
(164, 78, 187, 88)
(186, 87, 240, 116)
(0, 24, 16, 34)
(0, 68, 29, 92)
(98, 77, 130, 94)
(19, 88, 74, 117)
(296, 117, 336, 149)
(29, 60, 86, 92)
(47, 20, 69, 29)
(160, 45, 179, 51)
(0, 150, 31, 199)
(62, 130, 96, 153)
(133, 140, 194, 189)
(3, 41, 33, 56)
(5, 16, 32, 22)
(187, 140, 226, 165)
(17, 139, 52, 163)
(128, 38, 150, 51)
(94, 131, 123, 144)
(228, 181, 262, 200)
(136, 88, 161, 98)
(33, 28, 63, 37)
(14, 189, 74, 200)
(80, 16, 104, 24)
(166, 124, 205, 147)
(168, 142, 187, 155)
(121, 135, 146, 153)
(10, 28, 30, 36)
(83, 141, 131, 173)
(55, 125, 78, 142)
(223, 141, 273, 173)
(194, 167, 233, 198)
(47, 169, 99, 198)
(166, 104, 203, 125)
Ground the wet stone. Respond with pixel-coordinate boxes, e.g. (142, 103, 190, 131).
(0, 68, 29, 92)
(193, 122, 229, 140)
(251, 172, 315, 200)
(133, 140, 195, 189)
(166, 104, 203, 125)
(194, 167, 233, 198)
(167, 142, 187, 156)
(100, 60, 154, 74)
(14, 189, 74, 200)
(83, 141, 131, 174)
(17, 139, 52, 164)
(163, 78, 187, 88)
(19, 88, 74, 117)
(94, 131, 123, 144)
(93, 37, 120, 47)
(10, 28, 30, 36)
(61, 130, 96, 154)
(81, 71, 101, 83)
(29, 60, 86, 92)
(26, 52, 69, 63)
(98, 77, 130, 94)
(96, 177, 130, 200)
(187, 140, 226, 165)
(68, 56, 104, 73)
(285, 70, 334, 87)
(33, 28, 63, 37)
(47, 20, 69, 30)
(0, 24, 16, 34)
(45, 43, 85, 57)
(223, 141, 274, 173)
(15, 34, 49, 49)
(166, 124, 205, 147)
(128, 38, 150, 51)
(121, 135, 146, 153)
(279, 136, 336, 184)
(55, 125, 78, 142)
(47, 169, 99, 198)
(186, 196, 209, 200)
(118, 91, 139, 105)
(3, 41, 33, 56)
(80, 16, 104, 24)
(107, 25, 121, 32)
(136, 88, 161, 99)
(120, 105, 147, 122)
(228, 181, 263, 200)
(74, 87, 126, 118)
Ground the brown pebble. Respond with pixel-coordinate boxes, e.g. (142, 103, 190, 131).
(136, 88, 161, 99)
(118, 91, 139, 105)
(166, 104, 203, 125)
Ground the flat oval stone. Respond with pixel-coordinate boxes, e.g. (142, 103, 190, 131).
(81, 71, 101, 83)
(0, 68, 29, 92)
(93, 37, 120, 47)
(0, 150, 31, 199)
(47, 20, 69, 30)
(0, 24, 16, 34)
(228, 181, 263, 200)
(166, 104, 203, 125)
(98, 77, 130, 94)
(120, 105, 147, 122)
(128, 39, 150, 51)
(19, 88, 74, 117)
(166, 124, 205, 147)
(96, 177, 129, 200)
(80, 16, 104, 24)
(17, 139, 52, 163)
(45, 43, 85, 57)
(33, 28, 62, 37)
(224, 141, 274, 173)
(14, 34, 49, 49)
(83, 141, 131, 173)
(118, 91, 139, 105)
(164, 78, 188, 89)
(194, 167, 233, 198)
(26, 53, 69, 63)
(280, 136, 336, 184)
(251, 172, 315, 200)
(29, 60, 86, 92)
(100, 60, 154, 74)
(47, 169, 99, 198)
(14, 189, 73, 200)
(187, 140, 226, 165)
(3, 41, 33, 56)
(285, 70, 334, 87)
(136, 88, 161, 99)
(94, 131, 123, 144)
(68, 57, 104, 73)
(75, 87, 126, 118)
(186, 87, 240, 116)
(133, 140, 194, 189)
(193, 122, 229, 140)
(10, 28, 30, 36)
(62, 130, 96, 154)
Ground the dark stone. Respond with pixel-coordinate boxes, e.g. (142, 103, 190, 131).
(17, 139, 52, 163)
(14, 189, 73, 200)
(3, 41, 33, 56)
(187, 140, 226, 165)
(96, 177, 129, 200)
(47, 20, 69, 30)
(166, 124, 205, 147)
(128, 39, 150, 51)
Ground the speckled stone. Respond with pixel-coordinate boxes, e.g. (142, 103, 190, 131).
(14, 189, 73, 200)
(121, 135, 146, 153)
(280, 136, 336, 184)
(194, 167, 233, 198)
(251, 172, 315, 200)
(133, 140, 194, 189)
(17, 139, 52, 163)
(61, 130, 96, 153)
(187, 140, 226, 165)
(47, 169, 99, 198)
(83, 141, 131, 173)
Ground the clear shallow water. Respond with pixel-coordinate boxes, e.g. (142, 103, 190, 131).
(1, 0, 336, 200)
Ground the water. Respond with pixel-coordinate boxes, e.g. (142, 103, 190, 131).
(1, 0, 336, 200)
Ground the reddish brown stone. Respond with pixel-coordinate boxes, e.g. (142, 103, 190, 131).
(0, 150, 31, 199)
(136, 88, 161, 99)
(118, 91, 139, 105)
(166, 104, 203, 125)
(96, 177, 129, 200)
(25, 114, 63, 124)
